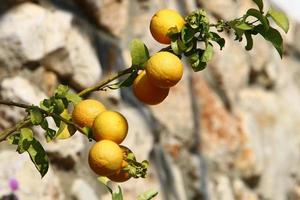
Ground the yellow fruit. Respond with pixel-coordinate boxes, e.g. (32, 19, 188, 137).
(72, 99, 106, 128)
(107, 146, 133, 182)
(133, 71, 169, 105)
(146, 51, 183, 88)
(88, 140, 123, 176)
(92, 111, 128, 144)
(56, 110, 76, 139)
(150, 9, 185, 44)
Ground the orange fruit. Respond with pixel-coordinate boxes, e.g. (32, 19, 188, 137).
(92, 111, 128, 144)
(150, 9, 185, 44)
(88, 140, 123, 176)
(72, 99, 106, 128)
(133, 71, 169, 105)
(146, 51, 183, 88)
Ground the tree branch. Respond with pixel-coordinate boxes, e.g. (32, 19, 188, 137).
(78, 67, 134, 97)
(0, 117, 31, 142)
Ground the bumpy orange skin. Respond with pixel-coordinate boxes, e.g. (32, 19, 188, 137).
(92, 111, 128, 144)
(88, 140, 123, 176)
(146, 51, 183, 88)
(150, 9, 185, 44)
(133, 71, 169, 105)
(72, 99, 106, 128)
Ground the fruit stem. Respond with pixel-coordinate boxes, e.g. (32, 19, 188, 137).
(78, 67, 135, 97)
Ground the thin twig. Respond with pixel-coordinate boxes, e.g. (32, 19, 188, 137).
(78, 67, 134, 97)
(0, 99, 30, 109)
(0, 117, 31, 142)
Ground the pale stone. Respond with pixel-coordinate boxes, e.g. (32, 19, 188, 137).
(0, 3, 72, 69)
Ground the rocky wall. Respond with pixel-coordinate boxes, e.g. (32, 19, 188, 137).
(0, 0, 300, 200)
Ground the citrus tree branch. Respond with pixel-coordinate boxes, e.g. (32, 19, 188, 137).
(78, 67, 134, 97)
(0, 117, 31, 142)
(0, 99, 30, 109)
(0, 99, 86, 138)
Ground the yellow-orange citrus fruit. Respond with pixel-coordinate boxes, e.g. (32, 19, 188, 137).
(56, 109, 76, 139)
(150, 9, 185, 44)
(88, 140, 123, 176)
(92, 111, 128, 144)
(72, 99, 106, 128)
(108, 146, 133, 182)
(133, 71, 169, 105)
(146, 51, 183, 88)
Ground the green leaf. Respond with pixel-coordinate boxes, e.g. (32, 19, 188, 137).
(210, 32, 225, 50)
(192, 59, 207, 72)
(14, 128, 49, 177)
(171, 40, 182, 55)
(246, 9, 269, 31)
(97, 177, 113, 194)
(40, 99, 53, 112)
(17, 128, 33, 154)
(45, 128, 56, 142)
(252, 0, 263, 12)
(40, 118, 57, 142)
(130, 39, 150, 68)
(82, 127, 93, 141)
(244, 31, 253, 50)
(267, 7, 289, 33)
(181, 26, 194, 44)
(27, 137, 49, 177)
(119, 70, 139, 87)
(137, 190, 158, 200)
(255, 25, 283, 58)
(235, 22, 254, 30)
(112, 186, 123, 200)
(65, 92, 82, 105)
(53, 99, 65, 115)
(29, 107, 43, 125)
(7, 133, 20, 145)
(201, 43, 214, 62)
(54, 84, 69, 98)
(108, 70, 139, 89)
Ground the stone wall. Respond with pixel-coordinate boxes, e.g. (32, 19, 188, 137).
(0, 0, 300, 200)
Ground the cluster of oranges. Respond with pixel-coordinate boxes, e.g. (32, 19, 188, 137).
(133, 9, 185, 105)
(71, 99, 132, 182)
(56, 9, 186, 183)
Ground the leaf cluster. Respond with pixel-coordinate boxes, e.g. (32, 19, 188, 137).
(228, 0, 289, 57)
(7, 85, 82, 177)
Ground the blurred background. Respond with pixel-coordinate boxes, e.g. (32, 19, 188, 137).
(0, 0, 300, 199)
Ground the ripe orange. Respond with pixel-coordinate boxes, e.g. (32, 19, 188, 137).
(150, 9, 185, 44)
(133, 71, 169, 105)
(72, 99, 106, 128)
(92, 111, 128, 144)
(88, 140, 123, 176)
(146, 51, 183, 88)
